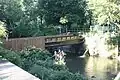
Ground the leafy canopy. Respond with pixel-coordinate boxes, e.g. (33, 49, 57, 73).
(88, 0, 120, 25)
(40, 0, 88, 26)
(0, 21, 7, 38)
(0, 0, 90, 38)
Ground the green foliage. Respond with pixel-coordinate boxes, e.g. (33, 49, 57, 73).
(0, 21, 7, 46)
(0, 21, 7, 38)
(30, 64, 85, 80)
(40, 0, 88, 26)
(0, 0, 23, 27)
(88, 0, 120, 25)
(88, 0, 120, 47)
(0, 47, 22, 66)
(20, 47, 52, 70)
(20, 47, 68, 71)
(20, 47, 52, 60)
(107, 35, 119, 46)
(20, 47, 86, 80)
(41, 25, 58, 36)
(0, 47, 86, 80)
(0, 0, 24, 38)
(0, 0, 90, 38)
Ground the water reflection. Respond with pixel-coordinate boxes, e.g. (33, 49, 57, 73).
(66, 56, 120, 80)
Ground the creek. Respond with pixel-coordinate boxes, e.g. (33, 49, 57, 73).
(66, 56, 120, 80)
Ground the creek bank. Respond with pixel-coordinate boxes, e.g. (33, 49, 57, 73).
(0, 46, 87, 80)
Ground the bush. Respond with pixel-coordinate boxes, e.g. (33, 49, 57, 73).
(107, 36, 118, 46)
(0, 47, 86, 80)
(0, 47, 22, 66)
(19, 47, 53, 70)
(19, 47, 86, 80)
(29, 65, 85, 80)
(0, 21, 7, 38)
(20, 47, 52, 60)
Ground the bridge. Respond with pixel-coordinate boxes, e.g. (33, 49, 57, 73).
(4, 35, 85, 55)
(45, 35, 84, 47)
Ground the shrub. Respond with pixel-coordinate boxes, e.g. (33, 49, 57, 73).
(20, 47, 52, 60)
(19, 47, 86, 80)
(20, 47, 53, 70)
(0, 21, 7, 38)
(29, 64, 85, 80)
(0, 47, 86, 80)
(0, 47, 22, 66)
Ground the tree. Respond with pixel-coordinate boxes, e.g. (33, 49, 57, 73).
(0, 0, 24, 37)
(87, 0, 120, 27)
(22, 0, 57, 36)
(0, 21, 7, 38)
(0, 0, 45, 37)
(0, 0, 23, 28)
(39, 0, 89, 29)
(87, 0, 120, 56)
(0, 0, 90, 38)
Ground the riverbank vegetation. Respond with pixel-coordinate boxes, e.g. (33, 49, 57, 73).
(0, 46, 87, 80)
(0, 15, 86, 80)
(0, 19, 87, 80)
(83, 0, 120, 58)
(0, 0, 120, 79)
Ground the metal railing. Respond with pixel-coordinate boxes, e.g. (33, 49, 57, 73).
(45, 35, 83, 43)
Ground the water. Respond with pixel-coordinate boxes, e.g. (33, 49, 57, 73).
(66, 56, 120, 80)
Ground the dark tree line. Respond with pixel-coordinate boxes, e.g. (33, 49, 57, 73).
(0, 0, 90, 38)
